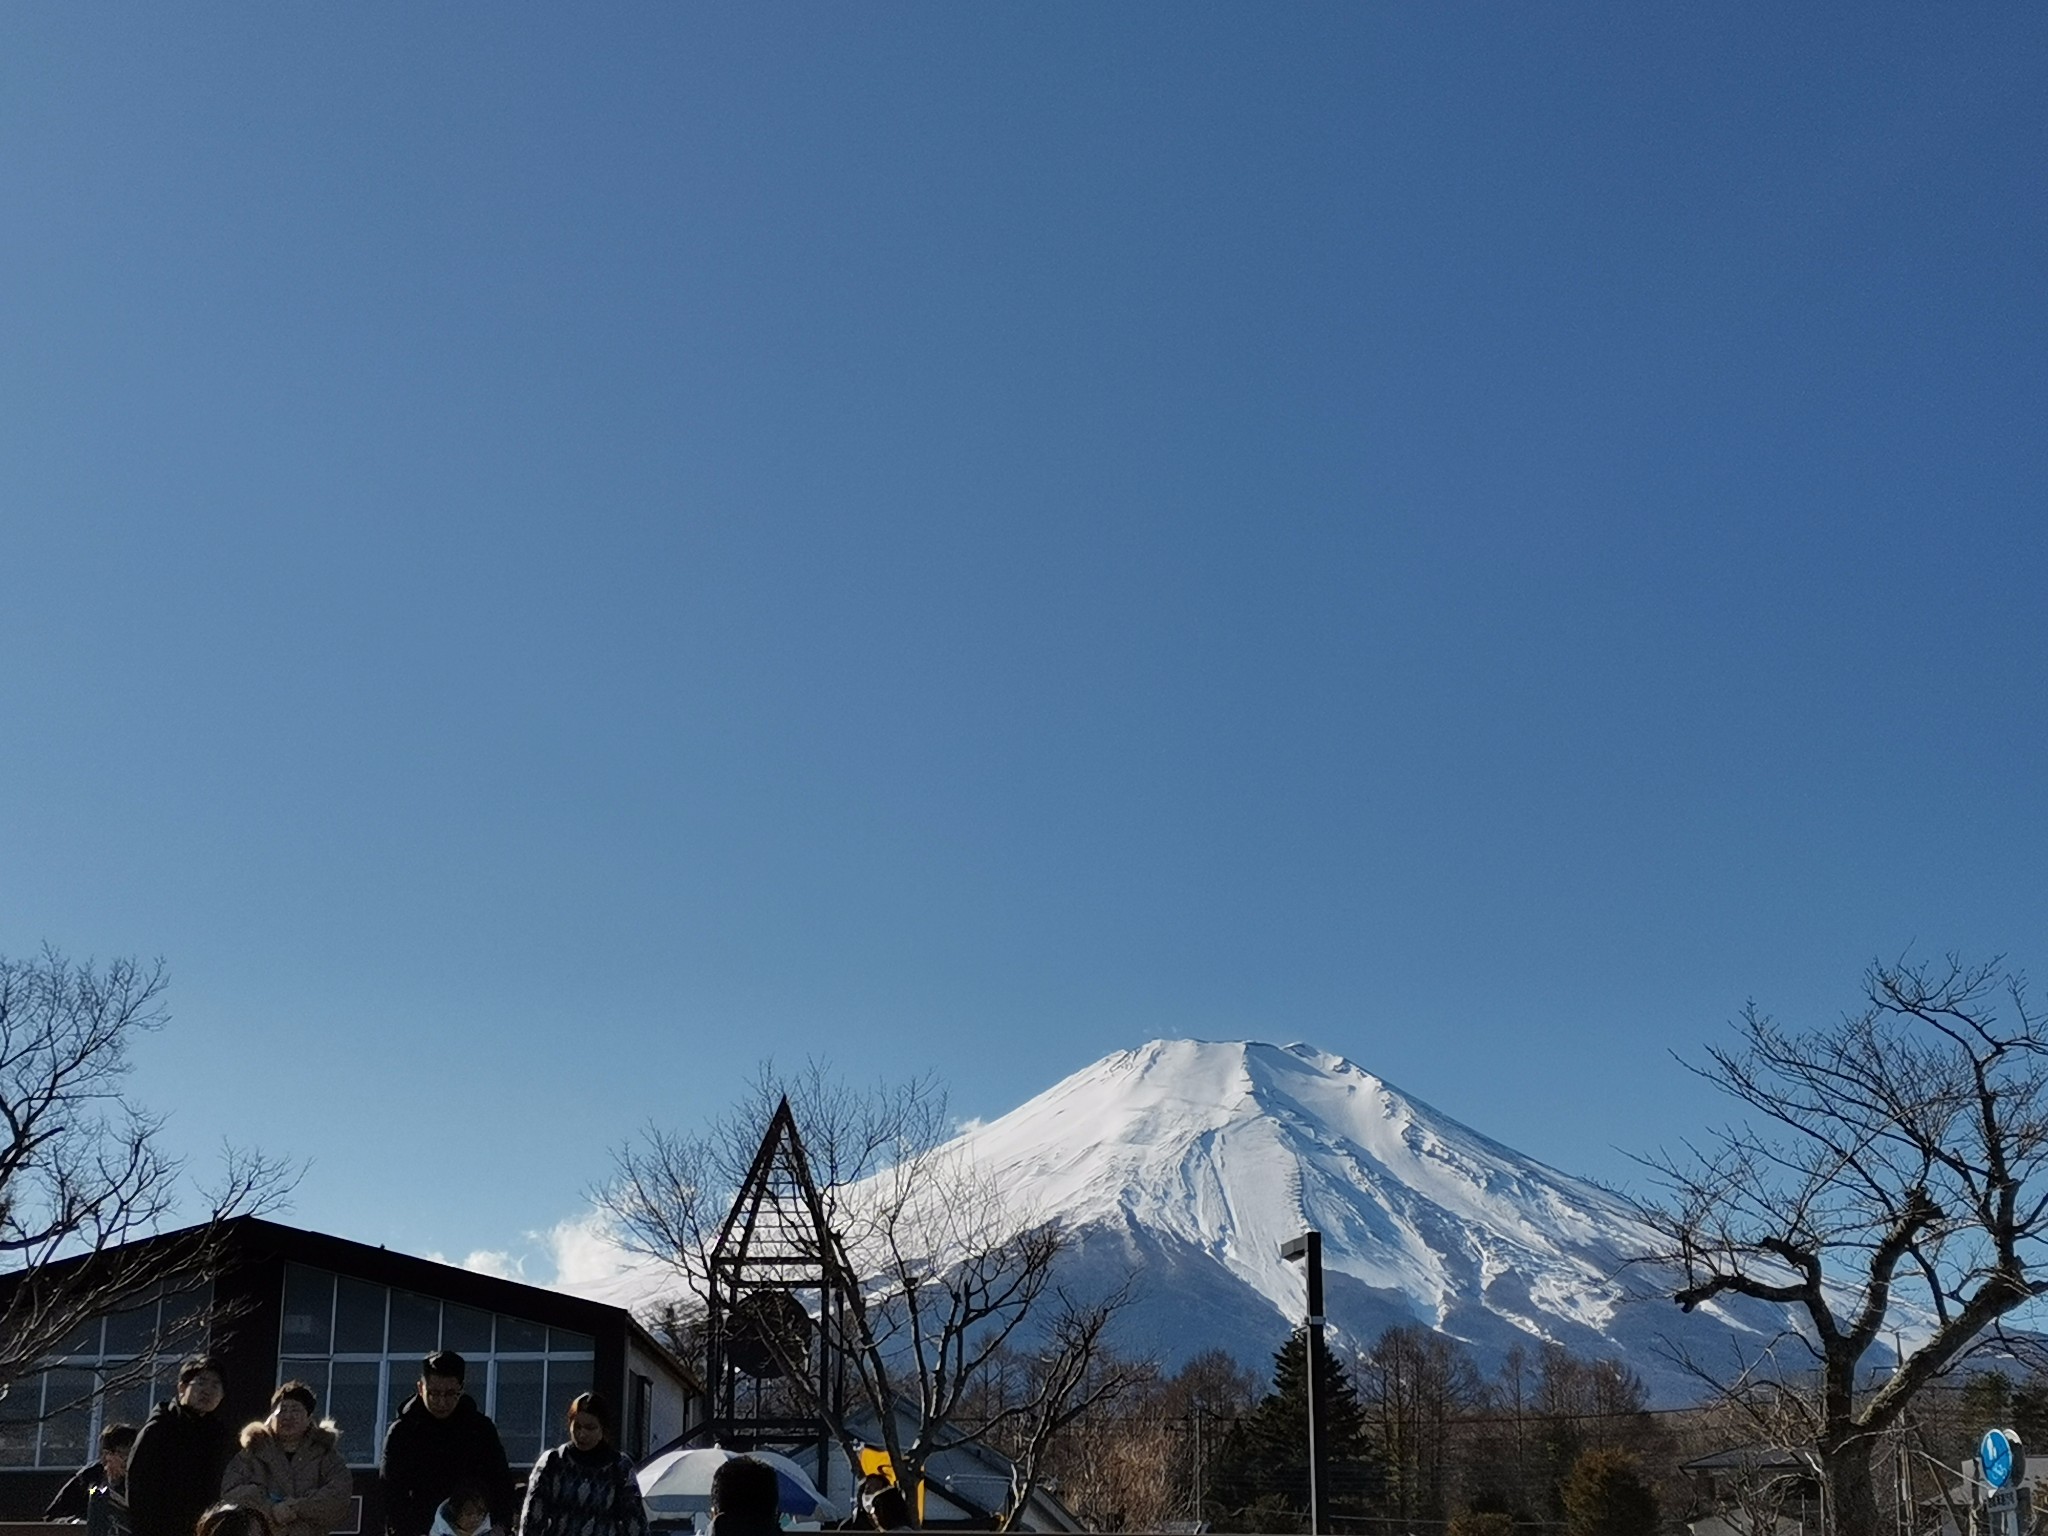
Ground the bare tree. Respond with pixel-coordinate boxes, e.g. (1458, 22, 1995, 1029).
(1713, 1443, 1816, 1536)
(1036, 1404, 1185, 1533)
(0, 949, 291, 1396)
(600, 1062, 1135, 1517)
(958, 1277, 1154, 1530)
(1355, 1323, 1483, 1526)
(1041, 1348, 1258, 1531)
(1640, 955, 2048, 1536)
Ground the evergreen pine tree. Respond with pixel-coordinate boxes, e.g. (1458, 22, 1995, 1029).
(1562, 1450, 1658, 1536)
(1207, 1328, 1384, 1531)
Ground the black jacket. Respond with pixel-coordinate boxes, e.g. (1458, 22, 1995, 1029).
(44, 1461, 104, 1521)
(379, 1395, 515, 1536)
(125, 1400, 236, 1536)
(87, 1482, 133, 1536)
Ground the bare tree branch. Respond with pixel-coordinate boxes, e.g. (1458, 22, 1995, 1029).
(597, 1062, 1137, 1520)
(1636, 955, 2048, 1536)
(0, 950, 295, 1399)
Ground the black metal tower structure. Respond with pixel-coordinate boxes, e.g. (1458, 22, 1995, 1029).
(704, 1097, 850, 1465)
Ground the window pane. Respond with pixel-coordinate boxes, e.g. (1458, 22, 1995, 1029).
(330, 1361, 381, 1468)
(546, 1330, 593, 1357)
(56, 1320, 101, 1357)
(495, 1315, 545, 1353)
(0, 1374, 41, 1467)
(494, 1359, 544, 1467)
(385, 1364, 418, 1438)
(152, 1360, 181, 1404)
(334, 1277, 387, 1354)
(544, 1359, 592, 1437)
(101, 1363, 153, 1441)
(104, 1300, 159, 1356)
(279, 1359, 331, 1411)
(387, 1292, 440, 1354)
(281, 1266, 335, 1355)
(158, 1285, 211, 1357)
(41, 1368, 96, 1468)
(441, 1304, 492, 1355)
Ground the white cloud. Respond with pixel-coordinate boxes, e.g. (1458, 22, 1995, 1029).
(544, 1213, 642, 1289)
(434, 1212, 683, 1314)
(455, 1249, 528, 1282)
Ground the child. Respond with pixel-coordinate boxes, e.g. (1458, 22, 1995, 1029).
(430, 1488, 495, 1536)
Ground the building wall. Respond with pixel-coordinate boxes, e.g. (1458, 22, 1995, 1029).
(263, 1256, 602, 1468)
(624, 1338, 694, 1462)
(0, 1220, 701, 1529)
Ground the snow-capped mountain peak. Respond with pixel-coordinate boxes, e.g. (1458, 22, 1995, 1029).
(560, 1038, 1795, 1404)
(943, 1039, 1770, 1400)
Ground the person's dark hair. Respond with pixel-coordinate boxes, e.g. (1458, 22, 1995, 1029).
(710, 1457, 779, 1525)
(100, 1423, 137, 1455)
(865, 1486, 910, 1530)
(196, 1503, 273, 1536)
(421, 1350, 467, 1384)
(270, 1381, 318, 1415)
(440, 1487, 490, 1526)
(178, 1354, 226, 1387)
(566, 1392, 611, 1436)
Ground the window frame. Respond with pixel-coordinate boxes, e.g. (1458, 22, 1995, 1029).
(275, 1264, 595, 1469)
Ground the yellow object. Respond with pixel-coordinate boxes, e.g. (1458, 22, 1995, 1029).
(852, 1448, 924, 1521)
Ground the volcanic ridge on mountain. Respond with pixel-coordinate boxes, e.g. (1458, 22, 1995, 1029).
(943, 1038, 1787, 1404)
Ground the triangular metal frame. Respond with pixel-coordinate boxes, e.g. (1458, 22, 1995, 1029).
(705, 1097, 849, 1460)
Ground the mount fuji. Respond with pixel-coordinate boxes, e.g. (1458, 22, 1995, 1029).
(933, 1038, 1794, 1405)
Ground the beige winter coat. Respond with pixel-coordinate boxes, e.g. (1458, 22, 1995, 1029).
(221, 1421, 353, 1536)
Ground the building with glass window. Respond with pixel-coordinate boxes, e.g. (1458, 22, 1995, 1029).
(0, 1218, 700, 1531)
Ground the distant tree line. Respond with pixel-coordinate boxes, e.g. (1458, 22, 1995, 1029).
(1012, 1314, 2048, 1536)
(1015, 1325, 1673, 1535)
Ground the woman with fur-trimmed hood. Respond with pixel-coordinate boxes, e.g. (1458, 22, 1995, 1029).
(221, 1382, 354, 1536)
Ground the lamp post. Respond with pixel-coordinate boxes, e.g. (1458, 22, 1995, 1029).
(1281, 1231, 1325, 1536)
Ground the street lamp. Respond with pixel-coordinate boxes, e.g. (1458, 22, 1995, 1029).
(1281, 1231, 1325, 1536)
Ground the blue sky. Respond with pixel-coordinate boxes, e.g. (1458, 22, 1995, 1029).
(3, 6, 2045, 1275)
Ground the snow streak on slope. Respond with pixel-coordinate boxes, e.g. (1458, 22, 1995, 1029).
(941, 1040, 1786, 1402)
(549, 1039, 1809, 1403)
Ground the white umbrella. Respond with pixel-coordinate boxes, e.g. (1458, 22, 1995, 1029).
(637, 1446, 844, 1524)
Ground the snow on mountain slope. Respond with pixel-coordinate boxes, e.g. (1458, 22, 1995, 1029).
(551, 1038, 1812, 1403)
(940, 1039, 1790, 1403)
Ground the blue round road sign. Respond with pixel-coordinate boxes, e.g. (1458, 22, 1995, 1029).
(1981, 1428, 2024, 1489)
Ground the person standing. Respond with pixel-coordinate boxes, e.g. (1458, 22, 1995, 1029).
(126, 1356, 237, 1536)
(221, 1381, 353, 1536)
(707, 1459, 779, 1536)
(515, 1395, 646, 1536)
(380, 1352, 514, 1536)
(85, 1425, 137, 1536)
(44, 1422, 136, 1528)
(855, 1476, 909, 1533)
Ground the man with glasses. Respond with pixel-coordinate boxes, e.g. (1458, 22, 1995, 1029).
(379, 1351, 514, 1536)
(126, 1356, 235, 1536)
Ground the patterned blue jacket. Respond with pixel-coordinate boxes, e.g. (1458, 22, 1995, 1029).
(517, 1444, 648, 1536)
